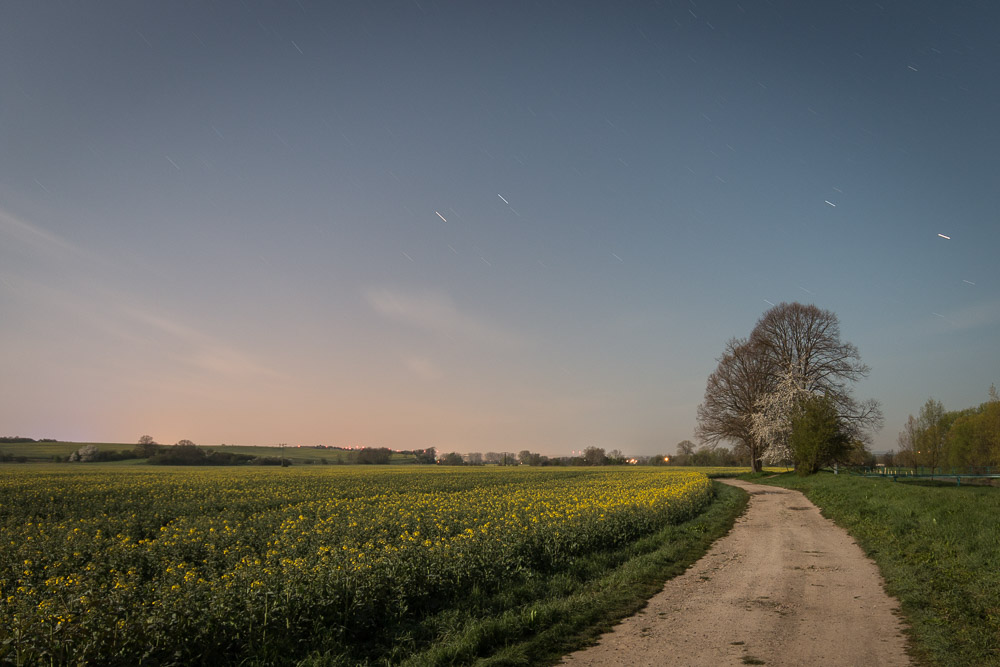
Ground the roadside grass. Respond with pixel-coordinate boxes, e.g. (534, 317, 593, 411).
(300, 481, 749, 666)
(755, 471, 1000, 666)
(694, 466, 789, 479)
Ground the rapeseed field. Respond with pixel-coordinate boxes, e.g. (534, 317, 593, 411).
(1, 466, 713, 665)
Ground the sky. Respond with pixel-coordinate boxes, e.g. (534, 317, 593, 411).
(2, 1, 998, 456)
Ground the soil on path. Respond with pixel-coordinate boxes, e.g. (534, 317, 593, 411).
(560, 479, 910, 666)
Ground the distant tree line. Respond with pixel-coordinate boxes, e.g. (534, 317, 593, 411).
(348, 447, 392, 464)
(147, 441, 271, 466)
(66, 445, 139, 462)
(0, 435, 60, 462)
(668, 440, 743, 467)
(434, 446, 672, 467)
(61, 438, 293, 466)
(886, 387, 1000, 470)
(316, 447, 433, 465)
(0, 436, 58, 443)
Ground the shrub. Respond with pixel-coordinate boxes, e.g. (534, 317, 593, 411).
(790, 395, 852, 474)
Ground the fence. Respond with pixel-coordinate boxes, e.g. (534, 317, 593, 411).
(852, 466, 1000, 486)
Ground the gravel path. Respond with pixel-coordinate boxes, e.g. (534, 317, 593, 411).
(559, 478, 910, 666)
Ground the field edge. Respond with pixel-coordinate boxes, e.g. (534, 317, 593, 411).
(323, 480, 750, 667)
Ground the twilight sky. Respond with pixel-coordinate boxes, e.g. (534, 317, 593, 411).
(2, 1, 998, 456)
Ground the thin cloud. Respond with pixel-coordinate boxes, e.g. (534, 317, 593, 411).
(933, 299, 1000, 332)
(127, 308, 284, 380)
(0, 207, 86, 258)
(364, 287, 525, 347)
(403, 355, 442, 380)
(1, 207, 282, 383)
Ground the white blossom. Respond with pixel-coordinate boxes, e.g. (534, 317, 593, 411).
(751, 367, 814, 464)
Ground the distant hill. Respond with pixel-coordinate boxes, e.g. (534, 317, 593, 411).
(0, 440, 417, 464)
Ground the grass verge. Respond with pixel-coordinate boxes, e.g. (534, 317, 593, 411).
(300, 481, 748, 666)
(754, 471, 1000, 666)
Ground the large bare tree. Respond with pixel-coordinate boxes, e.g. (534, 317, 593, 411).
(698, 303, 882, 472)
(749, 302, 883, 442)
(696, 337, 774, 472)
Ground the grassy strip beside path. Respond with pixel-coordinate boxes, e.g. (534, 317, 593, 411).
(753, 472, 1000, 666)
(302, 481, 748, 666)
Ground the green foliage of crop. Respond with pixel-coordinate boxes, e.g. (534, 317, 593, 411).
(759, 472, 1000, 666)
(0, 466, 734, 665)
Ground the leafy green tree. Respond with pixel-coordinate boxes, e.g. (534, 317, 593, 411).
(134, 435, 160, 458)
(353, 447, 392, 464)
(691, 445, 715, 466)
(150, 442, 206, 465)
(898, 387, 1000, 471)
(412, 447, 436, 464)
(583, 446, 607, 466)
(896, 414, 918, 469)
(915, 398, 947, 470)
(439, 452, 463, 465)
(986, 386, 1000, 465)
(484, 451, 515, 465)
(945, 387, 1000, 468)
(947, 415, 983, 468)
(517, 450, 545, 466)
(789, 394, 852, 475)
(674, 440, 696, 465)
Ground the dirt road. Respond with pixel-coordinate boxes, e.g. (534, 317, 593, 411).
(560, 479, 910, 666)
